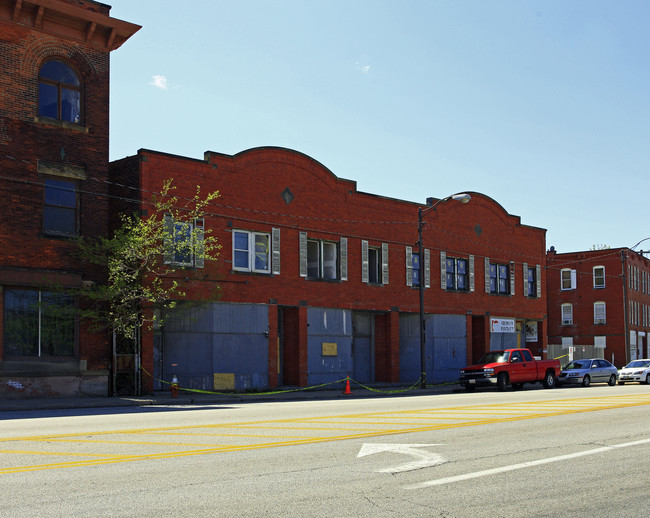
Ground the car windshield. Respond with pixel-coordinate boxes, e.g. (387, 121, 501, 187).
(478, 351, 510, 364)
(565, 360, 590, 370)
(624, 360, 650, 368)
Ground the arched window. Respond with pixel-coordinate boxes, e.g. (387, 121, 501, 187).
(38, 60, 82, 123)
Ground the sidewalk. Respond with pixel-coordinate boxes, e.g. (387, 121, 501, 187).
(0, 383, 457, 413)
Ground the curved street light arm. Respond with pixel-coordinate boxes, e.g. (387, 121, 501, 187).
(420, 193, 471, 219)
(629, 237, 650, 252)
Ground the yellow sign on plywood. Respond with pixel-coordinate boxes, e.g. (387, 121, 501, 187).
(213, 373, 235, 390)
(322, 342, 338, 356)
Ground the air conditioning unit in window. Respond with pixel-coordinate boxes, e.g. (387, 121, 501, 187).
(595, 319, 605, 324)
(562, 319, 572, 325)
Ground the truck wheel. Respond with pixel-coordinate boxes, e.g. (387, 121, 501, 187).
(497, 373, 508, 391)
(543, 371, 556, 389)
(582, 375, 590, 387)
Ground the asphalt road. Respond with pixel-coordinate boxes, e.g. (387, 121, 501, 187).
(2, 383, 650, 517)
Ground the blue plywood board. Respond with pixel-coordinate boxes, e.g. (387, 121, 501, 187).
(398, 314, 420, 383)
(162, 302, 269, 390)
(307, 308, 353, 384)
(399, 313, 467, 384)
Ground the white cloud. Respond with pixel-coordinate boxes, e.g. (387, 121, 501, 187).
(355, 55, 372, 74)
(149, 74, 169, 90)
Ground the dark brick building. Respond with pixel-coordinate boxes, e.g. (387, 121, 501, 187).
(0, 0, 139, 398)
(547, 247, 650, 367)
(111, 147, 548, 394)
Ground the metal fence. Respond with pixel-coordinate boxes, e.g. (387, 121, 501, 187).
(547, 344, 608, 368)
(112, 329, 141, 396)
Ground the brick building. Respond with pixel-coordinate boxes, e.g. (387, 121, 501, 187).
(111, 147, 548, 394)
(0, 0, 139, 398)
(547, 247, 650, 367)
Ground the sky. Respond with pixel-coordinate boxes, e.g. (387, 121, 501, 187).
(108, 1, 650, 255)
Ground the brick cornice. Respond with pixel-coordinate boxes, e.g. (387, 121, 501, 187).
(0, 0, 140, 51)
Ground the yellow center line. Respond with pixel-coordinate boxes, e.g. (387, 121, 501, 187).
(0, 449, 126, 458)
(3, 394, 649, 475)
(136, 431, 316, 439)
(19, 438, 235, 447)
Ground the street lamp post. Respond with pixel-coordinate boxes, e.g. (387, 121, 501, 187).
(418, 193, 471, 389)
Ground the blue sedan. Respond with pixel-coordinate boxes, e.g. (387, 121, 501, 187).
(557, 359, 618, 387)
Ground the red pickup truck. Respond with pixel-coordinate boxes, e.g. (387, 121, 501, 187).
(459, 348, 561, 392)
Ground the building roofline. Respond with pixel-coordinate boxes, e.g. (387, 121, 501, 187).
(120, 147, 546, 234)
(0, 0, 141, 51)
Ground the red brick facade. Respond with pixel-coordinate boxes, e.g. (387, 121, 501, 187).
(111, 148, 548, 393)
(547, 248, 650, 366)
(1, 1, 557, 398)
(0, 0, 139, 398)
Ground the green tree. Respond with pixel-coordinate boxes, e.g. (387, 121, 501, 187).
(77, 179, 220, 340)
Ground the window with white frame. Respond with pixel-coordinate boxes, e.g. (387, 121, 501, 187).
(523, 263, 542, 298)
(446, 257, 468, 290)
(362, 241, 388, 284)
(562, 303, 573, 325)
(412, 252, 421, 287)
(561, 268, 577, 290)
(488, 262, 510, 294)
(628, 265, 632, 289)
(233, 230, 275, 273)
(527, 265, 536, 297)
(406, 247, 430, 288)
(594, 301, 606, 324)
(309, 240, 337, 279)
(443, 252, 474, 291)
(369, 247, 381, 283)
(163, 215, 204, 268)
(299, 233, 346, 281)
(593, 266, 605, 288)
(562, 336, 574, 346)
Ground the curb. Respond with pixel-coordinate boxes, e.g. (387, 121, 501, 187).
(0, 384, 457, 413)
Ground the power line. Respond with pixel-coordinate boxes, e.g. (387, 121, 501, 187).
(0, 154, 623, 270)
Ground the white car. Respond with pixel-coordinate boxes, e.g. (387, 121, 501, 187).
(618, 359, 650, 384)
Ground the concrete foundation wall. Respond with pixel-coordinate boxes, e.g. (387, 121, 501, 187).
(0, 374, 108, 400)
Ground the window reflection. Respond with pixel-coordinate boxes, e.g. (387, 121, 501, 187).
(38, 60, 82, 123)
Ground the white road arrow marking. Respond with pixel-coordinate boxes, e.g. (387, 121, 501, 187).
(357, 443, 446, 473)
(405, 437, 650, 489)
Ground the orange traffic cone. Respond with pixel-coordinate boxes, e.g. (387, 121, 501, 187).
(343, 376, 352, 395)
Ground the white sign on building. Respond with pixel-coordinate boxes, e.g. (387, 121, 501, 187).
(490, 318, 515, 333)
(525, 321, 538, 342)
